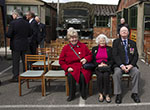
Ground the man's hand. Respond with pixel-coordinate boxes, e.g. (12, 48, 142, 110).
(80, 58, 87, 65)
(125, 64, 133, 72)
(121, 65, 128, 73)
(68, 67, 73, 72)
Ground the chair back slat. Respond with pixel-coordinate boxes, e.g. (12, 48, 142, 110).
(25, 55, 46, 72)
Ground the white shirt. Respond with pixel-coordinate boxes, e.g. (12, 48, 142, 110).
(29, 18, 34, 23)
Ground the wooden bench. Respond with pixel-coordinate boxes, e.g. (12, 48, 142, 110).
(89, 73, 131, 95)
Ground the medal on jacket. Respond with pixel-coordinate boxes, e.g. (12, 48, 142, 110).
(78, 52, 81, 55)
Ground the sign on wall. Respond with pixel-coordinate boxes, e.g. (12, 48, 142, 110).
(130, 29, 137, 42)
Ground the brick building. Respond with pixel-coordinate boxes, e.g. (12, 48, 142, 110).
(116, 0, 150, 58)
(92, 4, 117, 39)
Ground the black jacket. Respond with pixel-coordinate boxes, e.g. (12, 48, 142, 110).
(92, 45, 113, 68)
(6, 18, 31, 51)
(112, 38, 138, 68)
(37, 23, 46, 43)
(28, 19, 39, 45)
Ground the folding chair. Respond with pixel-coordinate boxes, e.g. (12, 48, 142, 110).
(19, 54, 46, 96)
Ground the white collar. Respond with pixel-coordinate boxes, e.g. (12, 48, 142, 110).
(29, 18, 34, 23)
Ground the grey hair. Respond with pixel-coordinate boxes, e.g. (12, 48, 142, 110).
(95, 34, 109, 44)
(12, 9, 23, 17)
(67, 27, 78, 39)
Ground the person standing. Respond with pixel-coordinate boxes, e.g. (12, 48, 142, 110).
(6, 9, 31, 82)
(117, 18, 129, 36)
(112, 26, 141, 104)
(26, 11, 39, 54)
(59, 27, 92, 101)
(35, 16, 46, 48)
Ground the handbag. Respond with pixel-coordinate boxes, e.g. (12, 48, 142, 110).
(82, 62, 95, 70)
(96, 65, 111, 72)
(69, 44, 94, 70)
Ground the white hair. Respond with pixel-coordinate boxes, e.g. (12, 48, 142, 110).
(95, 34, 109, 44)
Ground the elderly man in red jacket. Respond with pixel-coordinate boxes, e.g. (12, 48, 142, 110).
(59, 27, 92, 102)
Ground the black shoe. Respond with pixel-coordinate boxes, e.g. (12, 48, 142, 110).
(67, 96, 75, 102)
(131, 93, 141, 103)
(115, 94, 122, 104)
(82, 95, 87, 100)
(9, 77, 18, 82)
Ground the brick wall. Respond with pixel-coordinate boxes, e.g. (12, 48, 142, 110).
(93, 16, 117, 39)
(118, 0, 138, 11)
(144, 30, 150, 52)
(112, 16, 117, 38)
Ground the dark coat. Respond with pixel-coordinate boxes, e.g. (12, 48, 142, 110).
(92, 45, 113, 69)
(28, 19, 39, 45)
(6, 18, 31, 51)
(112, 38, 138, 68)
(59, 41, 92, 84)
(37, 23, 46, 43)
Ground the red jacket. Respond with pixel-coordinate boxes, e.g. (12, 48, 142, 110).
(59, 41, 92, 84)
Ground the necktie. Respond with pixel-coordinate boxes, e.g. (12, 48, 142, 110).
(123, 40, 129, 64)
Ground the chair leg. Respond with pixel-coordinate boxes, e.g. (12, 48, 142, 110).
(89, 79, 92, 96)
(19, 77, 22, 96)
(42, 76, 45, 96)
(127, 77, 130, 88)
(65, 77, 69, 96)
(27, 79, 29, 89)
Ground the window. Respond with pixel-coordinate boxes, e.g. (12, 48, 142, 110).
(117, 12, 122, 25)
(45, 7, 51, 26)
(129, 6, 137, 29)
(144, 4, 150, 30)
(95, 16, 110, 27)
(144, 3, 150, 16)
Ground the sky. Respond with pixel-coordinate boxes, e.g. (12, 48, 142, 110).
(42, 0, 119, 5)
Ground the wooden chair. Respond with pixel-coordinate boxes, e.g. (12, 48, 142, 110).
(31, 48, 51, 69)
(42, 45, 69, 96)
(19, 55, 46, 96)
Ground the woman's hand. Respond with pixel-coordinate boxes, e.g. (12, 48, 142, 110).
(80, 58, 87, 65)
(68, 67, 74, 72)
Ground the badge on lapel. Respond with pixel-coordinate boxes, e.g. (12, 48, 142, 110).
(130, 48, 134, 54)
(95, 50, 97, 53)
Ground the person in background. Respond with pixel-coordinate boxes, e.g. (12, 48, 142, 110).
(59, 27, 92, 101)
(112, 26, 141, 104)
(26, 11, 39, 54)
(117, 18, 129, 37)
(6, 9, 31, 82)
(35, 16, 46, 48)
(92, 34, 113, 103)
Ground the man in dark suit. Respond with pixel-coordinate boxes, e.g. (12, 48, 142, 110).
(112, 26, 140, 104)
(6, 9, 31, 82)
(26, 11, 39, 54)
(35, 16, 46, 48)
(117, 18, 130, 37)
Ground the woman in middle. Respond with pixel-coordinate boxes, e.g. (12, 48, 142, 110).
(92, 34, 113, 103)
(59, 27, 92, 102)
